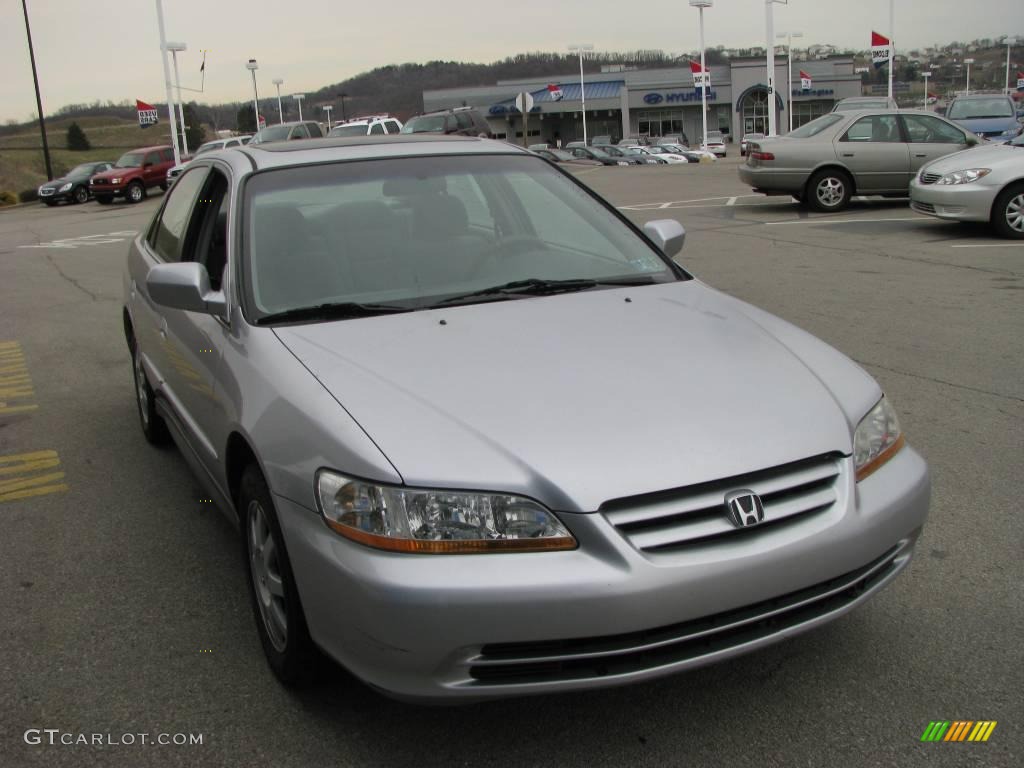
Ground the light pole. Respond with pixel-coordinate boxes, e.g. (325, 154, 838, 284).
(338, 92, 348, 121)
(1005, 37, 1018, 95)
(568, 43, 594, 144)
(293, 94, 305, 122)
(246, 58, 260, 130)
(154, 0, 182, 167)
(922, 71, 932, 110)
(964, 57, 975, 95)
(690, 2, 713, 151)
(166, 41, 188, 156)
(887, 0, 895, 102)
(20, 0, 53, 180)
(322, 105, 333, 131)
(764, 0, 787, 137)
(272, 78, 284, 123)
(777, 30, 803, 133)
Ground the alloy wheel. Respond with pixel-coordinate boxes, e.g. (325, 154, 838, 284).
(1006, 193, 1024, 234)
(128, 184, 143, 203)
(816, 177, 845, 208)
(134, 352, 149, 427)
(249, 500, 288, 652)
(74, 186, 89, 204)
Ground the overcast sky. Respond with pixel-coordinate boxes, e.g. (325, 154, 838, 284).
(3, 0, 1021, 123)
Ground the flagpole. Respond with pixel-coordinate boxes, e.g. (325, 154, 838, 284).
(887, 0, 894, 101)
(154, 0, 181, 167)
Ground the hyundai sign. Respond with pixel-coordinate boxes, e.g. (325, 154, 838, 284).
(643, 91, 718, 105)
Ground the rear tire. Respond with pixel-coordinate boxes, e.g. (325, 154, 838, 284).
(991, 183, 1024, 240)
(126, 181, 145, 204)
(131, 336, 170, 445)
(807, 169, 853, 213)
(241, 465, 318, 686)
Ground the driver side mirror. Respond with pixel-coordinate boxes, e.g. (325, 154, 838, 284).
(147, 262, 227, 319)
(965, 135, 980, 146)
(643, 219, 686, 260)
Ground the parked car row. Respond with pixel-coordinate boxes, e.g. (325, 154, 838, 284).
(738, 107, 1024, 238)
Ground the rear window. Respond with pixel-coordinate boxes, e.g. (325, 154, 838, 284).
(402, 115, 446, 133)
(329, 125, 369, 137)
(947, 98, 1014, 120)
(788, 114, 844, 138)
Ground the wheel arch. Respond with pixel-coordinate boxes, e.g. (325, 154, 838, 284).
(989, 177, 1024, 223)
(226, 431, 262, 517)
(805, 163, 858, 197)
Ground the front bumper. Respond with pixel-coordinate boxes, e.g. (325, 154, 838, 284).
(278, 448, 929, 702)
(90, 182, 127, 197)
(909, 178, 998, 223)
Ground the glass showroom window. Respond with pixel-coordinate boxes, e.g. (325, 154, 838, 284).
(792, 101, 831, 129)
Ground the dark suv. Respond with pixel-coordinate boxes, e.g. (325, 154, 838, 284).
(90, 146, 176, 204)
(401, 107, 493, 138)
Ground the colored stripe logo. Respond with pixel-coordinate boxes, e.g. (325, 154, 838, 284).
(920, 721, 997, 742)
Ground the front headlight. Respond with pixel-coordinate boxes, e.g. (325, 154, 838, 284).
(58, 183, 72, 192)
(110, 177, 122, 184)
(315, 470, 577, 553)
(936, 168, 991, 185)
(853, 396, 905, 481)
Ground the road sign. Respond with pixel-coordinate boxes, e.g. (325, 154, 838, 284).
(515, 92, 534, 114)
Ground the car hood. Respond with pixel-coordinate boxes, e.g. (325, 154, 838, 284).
(91, 167, 137, 180)
(274, 282, 875, 512)
(921, 142, 1022, 174)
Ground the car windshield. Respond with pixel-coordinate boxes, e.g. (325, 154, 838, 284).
(788, 114, 844, 138)
(547, 149, 574, 160)
(194, 143, 221, 155)
(329, 125, 370, 137)
(401, 116, 447, 133)
(69, 163, 99, 177)
(744, 133, 764, 140)
(947, 98, 1014, 120)
(254, 125, 293, 142)
(588, 148, 611, 157)
(243, 154, 681, 321)
(620, 148, 643, 155)
(115, 152, 145, 168)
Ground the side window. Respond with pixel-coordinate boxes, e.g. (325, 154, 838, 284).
(572, 148, 585, 158)
(306, 123, 323, 138)
(144, 151, 161, 166)
(226, 140, 240, 148)
(148, 168, 207, 261)
(385, 120, 401, 134)
(369, 123, 386, 135)
(290, 125, 309, 140)
(181, 170, 230, 291)
(160, 149, 175, 162)
(901, 115, 966, 144)
(455, 112, 473, 131)
(842, 115, 901, 143)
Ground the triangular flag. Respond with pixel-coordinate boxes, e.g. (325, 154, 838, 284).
(800, 70, 812, 90)
(871, 31, 892, 69)
(136, 99, 159, 128)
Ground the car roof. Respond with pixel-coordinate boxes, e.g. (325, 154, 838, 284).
(948, 93, 1011, 101)
(125, 145, 171, 152)
(238, 135, 527, 171)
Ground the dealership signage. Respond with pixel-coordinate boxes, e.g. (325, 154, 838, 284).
(643, 91, 718, 105)
(791, 88, 834, 97)
(136, 100, 159, 128)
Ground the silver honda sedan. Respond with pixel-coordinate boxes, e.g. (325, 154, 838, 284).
(739, 109, 982, 212)
(124, 136, 929, 702)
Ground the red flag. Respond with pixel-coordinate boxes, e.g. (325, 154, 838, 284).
(136, 100, 158, 128)
(547, 83, 564, 101)
(871, 31, 892, 69)
(799, 71, 812, 90)
(871, 31, 890, 46)
(689, 60, 710, 92)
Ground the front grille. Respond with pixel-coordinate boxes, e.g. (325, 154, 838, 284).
(603, 454, 842, 553)
(912, 201, 937, 214)
(469, 544, 903, 685)
(919, 172, 942, 185)
(39, 188, 54, 196)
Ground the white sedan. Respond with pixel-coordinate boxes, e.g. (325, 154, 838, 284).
(701, 132, 728, 157)
(636, 146, 689, 164)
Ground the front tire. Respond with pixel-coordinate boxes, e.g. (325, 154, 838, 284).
(131, 337, 170, 445)
(807, 168, 853, 213)
(241, 465, 317, 686)
(126, 181, 145, 204)
(159, 182, 168, 192)
(73, 186, 89, 204)
(991, 183, 1024, 240)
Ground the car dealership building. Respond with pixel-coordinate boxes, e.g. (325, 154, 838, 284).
(423, 57, 862, 144)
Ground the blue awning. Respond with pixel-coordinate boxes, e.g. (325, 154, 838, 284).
(490, 81, 624, 114)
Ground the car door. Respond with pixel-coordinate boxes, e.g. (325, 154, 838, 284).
(141, 151, 163, 187)
(160, 166, 234, 475)
(899, 114, 971, 179)
(835, 114, 909, 192)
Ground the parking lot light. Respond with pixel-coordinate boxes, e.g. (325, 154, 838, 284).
(568, 44, 594, 145)
(293, 93, 305, 122)
(922, 71, 932, 110)
(764, 0, 788, 137)
(690, 2, 713, 151)
(246, 58, 260, 130)
(272, 79, 284, 124)
(154, 0, 182, 167)
(964, 57, 975, 95)
(777, 31, 803, 133)
(166, 42, 188, 156)
(1004, 37, 1017, 95)
(322, 105, 333, 131)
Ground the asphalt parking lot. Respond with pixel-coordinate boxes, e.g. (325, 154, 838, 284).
(1, 156, 1021, 768)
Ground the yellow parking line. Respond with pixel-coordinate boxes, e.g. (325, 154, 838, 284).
(0, 341, 38, 415)
(0, 451, 69, 503)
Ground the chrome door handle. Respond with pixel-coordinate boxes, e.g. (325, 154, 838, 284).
(841, 152, 855, 157)
(914, 153, 928, 157)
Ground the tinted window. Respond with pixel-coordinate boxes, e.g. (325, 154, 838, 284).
(307, 123, 323, 138)
(385, 120, 401, 134)
(160, 149, 175, 162)
(144, 152, 161, 166)
(947, 98, 1013, 120)
(842, 115, 901, 142)
(901, 115, 965, 144)
(788, 114, 843, 138)
(455, 112, 473, 130)
(401, 115, 447, 133)
(150, 168, 206, 261)
(369, 123, 385, 135)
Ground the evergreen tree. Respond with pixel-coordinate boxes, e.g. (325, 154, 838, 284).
(182, 104, 205, 151)
(66, 122, 91, 151)
(237, 104, 256, 133)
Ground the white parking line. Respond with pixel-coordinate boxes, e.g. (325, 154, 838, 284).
(950, 242, 1024, 248)
(726, 197, 738, 206)
(766, 216, 925, 226)
(619, 194, 762, 210)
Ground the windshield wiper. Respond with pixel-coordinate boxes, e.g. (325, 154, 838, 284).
(439, 277, 655, 305)
(256, 301, 412, 325)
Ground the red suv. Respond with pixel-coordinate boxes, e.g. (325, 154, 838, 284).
(90, 145, 176, 204)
